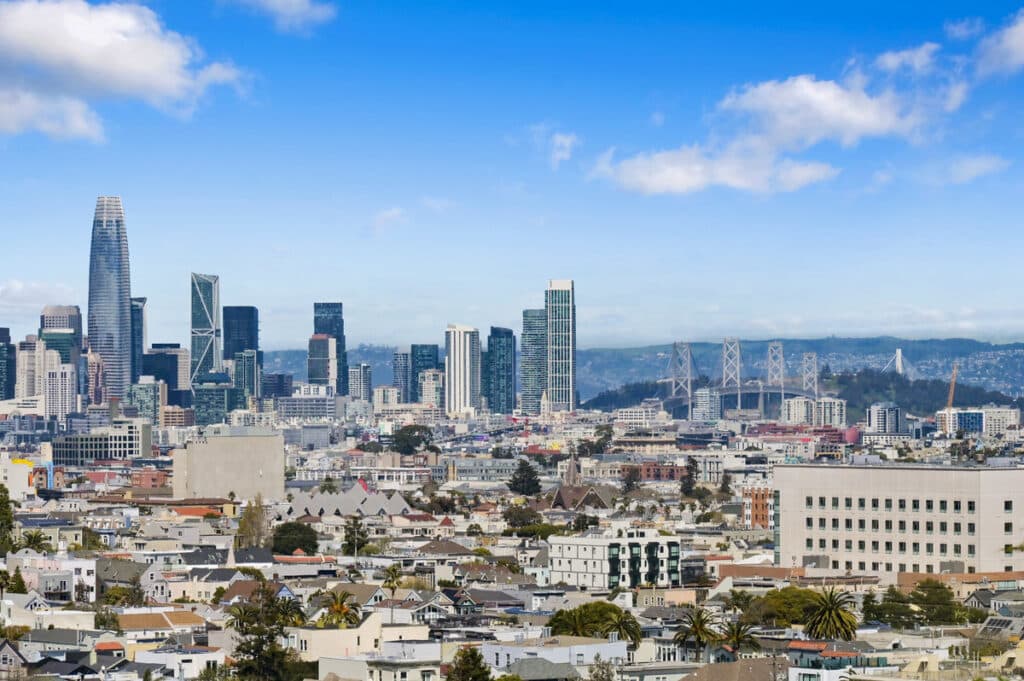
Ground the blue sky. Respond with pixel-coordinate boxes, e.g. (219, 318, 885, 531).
(1, 0, 1023, 350)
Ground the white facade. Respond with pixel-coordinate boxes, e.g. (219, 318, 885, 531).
(15, 337, 47, 398)
(692, 388, 721, 421)
(866, 402, 905, 434)
(349, 363, 372, 402)
(775, 463, 1024, 576)
(549, 529, 684, 590)
(545, 279, 576, 412)
(373, 386, 401, 411)
(418, 369, 444, 409)
(44, 359, 77, 423)
(814, 397, 847, 428)
(444, 324, 481, 417)
(782, 397, 814, 425)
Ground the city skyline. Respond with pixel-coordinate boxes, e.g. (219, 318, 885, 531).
(1, 3, 1024, 347)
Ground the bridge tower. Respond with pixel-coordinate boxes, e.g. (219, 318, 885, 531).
(767, 341, 785, 412)
(802, 352, 819, 400)
(723, 337, 742, 411)
(668, 342, 693, 408)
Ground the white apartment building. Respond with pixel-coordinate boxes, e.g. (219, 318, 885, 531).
(549, 529, 683, 590)
(775, 463, 1024, 577)
(418, 369, 444, 409)
(815, 397, 847, 428)
(373, 386, 401, 411)
(44, 361, 77, 423)
(444, 324, 481, 417)
(691, 388, 721, 421)
(936, 406, 1021, 437)
(782, 397, 814, 425)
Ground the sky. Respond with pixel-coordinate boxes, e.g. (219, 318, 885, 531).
(1, 0, 1024, 350)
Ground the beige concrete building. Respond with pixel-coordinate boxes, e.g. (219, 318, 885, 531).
(172, 431, 284, 501)
(775, 463, 1024, 577)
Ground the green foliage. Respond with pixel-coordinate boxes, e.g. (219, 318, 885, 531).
(718, 473, 732, 496)
(582, 381, 666, 411)
(236, 494, 268, 549)
(318, 477, 339, 494)
(227, 582, 301, 681)
(315, 590, 361, 628)
(495, 675, 523, 681)
(804, 588, 858, 641)
(571, 514, 599, 533)
(503, 505, 542, 528)
(238, 566, 265, 581)
(721, 620, 761, 653)
(18, 529, 52, 553)
(588, 655, 616, 681)
(355, 441, 383, 453)
(741, 586, 821, 627)
(673, 607, 721, 662)
(549, 602, 642, 646)
(502, 523, 565, 539)
(466, 523, 483, 536)
(866, 581, 990, 628)
(472, 547, 493, 557)
(681, 459, 698, 496)
(94, 607, 122, 634)
(0, 625, 29, 641)
(341, 516, 370, 555)
(835, 369, 1019, 423)
(0, 485, 13, 553)
(495, 557, 522, 574)
(272, 522, 319, 556)
(447, 646, 492, 681)
(212, 586, 226, 604)
(103, 577, 145, 607)
(80, 527, 105, 551)
(393, 425, 434, 455)
(8, 567, 26, 595)
(508, 459, 541, 496)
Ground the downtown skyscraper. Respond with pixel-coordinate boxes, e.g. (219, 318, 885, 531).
(223, 306, 260, 362)
(130, 297, 147, 383)
(314, 302, 348, 396)
(190, 273, 222, 384)
(87, 196, 132, 400)
(545, 279, 576, 412)
(409, 344, 440, 403)
(520, 309, 547, 415)
(445, 324, 481, 417)
(484, 327, 516, 414)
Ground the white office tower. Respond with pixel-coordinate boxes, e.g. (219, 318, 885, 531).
(418, 369, 444, 409)
(445, 324, 481, 417)
(15, 336, 47, 398)
(545, 279, 576, 412)
(815, 397, 848, 428)
(782, 396, 815, 425)
(866, 402, 905, 434)
(348, 363, 372, 402)
(44, 357, 78, 422)
(692, 387, 721, 421)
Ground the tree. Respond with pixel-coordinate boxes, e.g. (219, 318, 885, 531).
(271, 522, 319, 556)
(741, 586, 820, 626)
(503, 506, 542, 528)
(18, 530, 52, 553)
(342, 516, 369, 555)
(393, 425, 433, 455)
(236, 494, 269, 549)
(507, 459, 541, 496)
(277, 597, 307, 626)
(549, 602, 628, 639)
(227, 582, 297, 681)
(805, 587, 858, 641)
(723, 589, 755, 615)
(8, 568, 26, 595)
(674, 607, 721, 662)
(80, 527, 105, 551)
(382, 564, 403, 624)
(720, 621, 760, 654)
(681, 459, 698, 496)
(0, 485, 13, 553)
(908, 579, 963, 625)
(622, 467, 641, 493)
(602, 608, 642, 648)
(718, 473, 732, 496)
(94, 607, 122, 634)
(466, 523, 483, 536)
(318, 477, 339, 494)
(316, 590, 361, 628)
(588, 654, 615, 681)
(447, 646, 491, 681)
(571, 514, 599, 533)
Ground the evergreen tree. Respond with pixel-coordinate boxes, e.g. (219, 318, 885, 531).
(681, 458, 698, 496)
(718, 473, 732, 496)
(588, 655, 615, 681)
(341, 516, 369, 555)
(622, 467, 641, 493)
(507, 459, 541, 496)
(227, 582, 290, 681)
(0, 485, 13, 552)
(8, 567, 26, 594)
(271, 522, 319, 555)
(447, 646, 492, 681)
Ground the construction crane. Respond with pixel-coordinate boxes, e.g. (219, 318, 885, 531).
(943, 363, 959, 436)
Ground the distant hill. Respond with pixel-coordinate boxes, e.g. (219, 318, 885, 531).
(266, 336, 1024, 400)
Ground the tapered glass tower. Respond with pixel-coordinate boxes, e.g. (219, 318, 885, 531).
(190, 273, 222, 384)
(87, 196, 132, 400)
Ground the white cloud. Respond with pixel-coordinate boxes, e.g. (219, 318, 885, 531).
(0, 279, 75, 314)
(978, 9, 1024, 74)
(596, 75, 913, 195)
(0, 0, 242, 140)
(373, 206, 405, 230)
(943, 80, 969, 112)
(875, 42, 941, 73)
(719, 75, 919, 149)
(946, 154, 1010, 184)
(227, 0, 337, 33)
(650, 111, 665, 127)
(549, 132, 580, 168)
(945, 17, 985, 40)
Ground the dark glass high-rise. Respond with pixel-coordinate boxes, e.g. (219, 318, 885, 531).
(87, 196, 132, 400)
(314, 302, 348, 395)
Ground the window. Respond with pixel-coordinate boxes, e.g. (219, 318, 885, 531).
(968, 545, 976, 556)
(926, 500, 934, 512)
(1006, 522, 1014, 534)
(885, 520, 893, 531)
(912, 542, 920, 554)
(954, 522, 962, 535)
(832, 518, 840, 530)
(819, 539, 826, 549)
(954, 544, 961, 555)
(858, 540, 866, 551)
(871, 541, 879, 552)
(1008, 501, 1015, 513)
(832, 539, 839, 550)
(805, 538, 813, 549)
(845, 518, 853, 530)
(806, 518, 813, 529)
(858, 519, 866, 530)
(899, 520, 906, 532)
(898, 499, 907, 511)
(885, 541, 892, 552)
(872, 519, 879, 531)
(912, 521, 920, 533)
(968, 523, 976, 535)
(885, 498, 893, 511)
(912, 499, 920, 511)
(576, 654, 584, 666)
(872, 498, 879, 510)
(832, 497, 839, 509)
(845, 497, 852, 509)
(845, 540, 853, 550)
(968, 501, 976, 513)
(819, 497, 826, 509)
(1005, 544, 1014, 555)
(926, 522, 934, 534)
(940, 522, 947, 533)
(940, 544, 947, 555)
(954, 500, 962, 512)
(805, 496, 813, 509)
(858, 498, 866, 510)
(819, 518, 826, 529)
(940, 500, 947, 512)
(898, 542, 907, 553)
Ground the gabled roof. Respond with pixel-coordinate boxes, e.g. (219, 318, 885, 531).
(417, 539, 474, 556)
(507, 658, 581, 681)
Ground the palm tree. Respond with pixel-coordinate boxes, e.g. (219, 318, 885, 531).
(805, 587, 858, 641)
(276, 597, 307, 627)
(382, 564, 403, 625)
(724, 589, 754, 615)
(550, 606, 596, 637)
(226, 602, 259, 631)
(316, 590, 362, 629)
(673, 607, 721, 662)
(720, 621, 761, 656)
(19, 530, 52, 553)
(602, 609, 642, 648)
